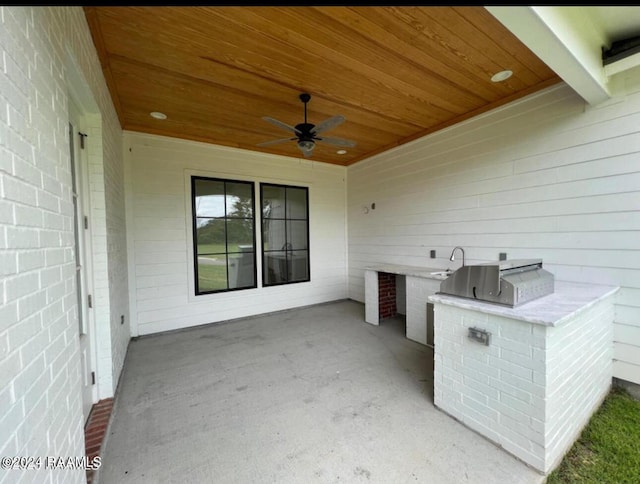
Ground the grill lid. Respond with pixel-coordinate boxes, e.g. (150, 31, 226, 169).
(438, 258, 554, 307)
(490, 259, 543, 271)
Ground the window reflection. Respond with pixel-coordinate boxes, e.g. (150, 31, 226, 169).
(261, 184, 309, 285)
(192, 177, 256, 294)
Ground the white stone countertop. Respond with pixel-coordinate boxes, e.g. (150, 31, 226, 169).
(365, 263, 452, 281)
(428, 281, 619, 327)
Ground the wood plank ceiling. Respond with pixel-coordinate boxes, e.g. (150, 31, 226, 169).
(84, 6, 561, 166)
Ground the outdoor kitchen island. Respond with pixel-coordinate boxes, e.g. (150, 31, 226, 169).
(363, 264, 448, 344)
(428, 281, 619, 475)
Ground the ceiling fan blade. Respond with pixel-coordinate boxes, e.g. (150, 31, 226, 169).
(317, 136, 357, 148)
(311, 115, 345, 135)
(257, 137, 295, 147)
(262, 116, 301, 135)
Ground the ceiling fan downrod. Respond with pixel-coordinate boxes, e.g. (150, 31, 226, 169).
(300, 93, 311, 124)
(297, 93, 315, 153)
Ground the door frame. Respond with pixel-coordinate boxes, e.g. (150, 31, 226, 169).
(69, 98, 98, 423)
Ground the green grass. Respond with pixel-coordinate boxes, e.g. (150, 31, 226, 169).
(196, 244, 235, 292)
(197, 243, 257, 292)
(198, 243, 255, 254)
(197, 263, 227, 292)
(197, 243, 226, 255)
(546, 386, 640, 484)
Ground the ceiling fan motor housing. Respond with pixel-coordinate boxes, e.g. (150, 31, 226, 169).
(295, 123, 316, 135)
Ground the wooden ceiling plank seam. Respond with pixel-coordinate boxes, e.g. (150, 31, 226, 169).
(194, 55, 420, 137)
(310, 6, 502, 106)
(198, 29, 436, 127)
(334, 6, 502, 104)
(93, 6, 328, 88)
(85, 6, 566, 167)
(112, 60, 384, 159)
(418, 7, 553, 86)
(108, 52, 314, 118)
(393, 7, 523, 94)
(197, 7, 461, 124)
(236, 7, 486, 117)
(301, 6, 492, 110)
(451, 8, 557, 86)
(82, 7, 125, 125)
(108, 55, 407, 147)
(411, 7, 534, 83)
(449, 8, 562, 100)
(103, 43, 416, 137)
(460, 7, 559, 80)
(92, 7, 446, 129)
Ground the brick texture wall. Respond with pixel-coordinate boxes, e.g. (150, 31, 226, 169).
(0, 7, 86, 483)
(378, 272, 396, 319)
(433, 287, 615, 474)
(1, 6, 126, 484)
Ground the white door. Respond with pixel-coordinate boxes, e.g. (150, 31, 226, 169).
(69, 102, 96, 423)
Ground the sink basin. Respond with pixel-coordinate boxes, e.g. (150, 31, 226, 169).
(430, 270, 454, 277)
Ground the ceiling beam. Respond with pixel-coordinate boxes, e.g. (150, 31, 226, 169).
(486, 6, 611, 106)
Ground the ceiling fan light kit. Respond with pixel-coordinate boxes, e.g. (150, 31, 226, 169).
(258, 93, 356, 158)
(298, 139, 315, 152)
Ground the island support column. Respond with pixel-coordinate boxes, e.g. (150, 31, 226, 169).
(364, 269, 379, 325)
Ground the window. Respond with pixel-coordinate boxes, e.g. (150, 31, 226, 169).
(192, 177, 256, 294)
(261, 183, 309, 286)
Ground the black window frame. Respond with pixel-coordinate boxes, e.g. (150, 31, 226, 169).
(260, 182, 310, 287)
(191, 176, 257, 295)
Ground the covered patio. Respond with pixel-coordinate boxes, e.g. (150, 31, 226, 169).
(95, 301, 543, 484)
(2, 7, 640, 484)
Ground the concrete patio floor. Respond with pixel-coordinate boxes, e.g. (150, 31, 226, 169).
(97, 300, 545, 484)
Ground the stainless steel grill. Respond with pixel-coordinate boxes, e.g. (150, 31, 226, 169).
(438, 259, 554, 307)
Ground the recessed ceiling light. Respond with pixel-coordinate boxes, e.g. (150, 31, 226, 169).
(336, 149, 347, 155)
(150, 111, 167, 120)
(491, 70, 513, 83)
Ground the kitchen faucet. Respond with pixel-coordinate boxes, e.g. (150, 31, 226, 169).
(449, 246, 465, 266)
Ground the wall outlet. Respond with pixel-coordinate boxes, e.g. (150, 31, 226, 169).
(120, 315, 125, 325)
(430, 250, 436, 259)
(468, 327, 491, 346)
(499, 252, 507, 261)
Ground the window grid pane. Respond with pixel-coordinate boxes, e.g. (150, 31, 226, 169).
(192, 177, 256, 295)
(260, 183, 309, 287)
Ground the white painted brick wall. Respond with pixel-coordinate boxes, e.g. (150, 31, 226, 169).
(433, 293, 615, 474)
(97, 112, 130, 396)
(544, 299, 613, 471)
(348, 77, 640, 385)
(1, 6, 127, 484)
(1, 7, 84, 483)
(66, 6, 129, 400)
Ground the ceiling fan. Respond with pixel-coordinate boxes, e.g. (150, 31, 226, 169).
(258, 93, 356, 157)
